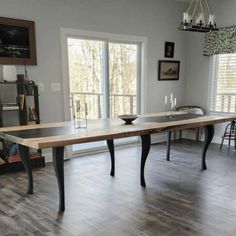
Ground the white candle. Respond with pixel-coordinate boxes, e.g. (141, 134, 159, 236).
(174, 98, 177, 107)
(170, 93, 173, 102)
(183, 12, 187, 21)
(196, 13, 205, 25)
(183, 12, 190, 23)
(208, 14, 215, 25)
(171, 101, 174, 110)
(164, 96, 168, 105)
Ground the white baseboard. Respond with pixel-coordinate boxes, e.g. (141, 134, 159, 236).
(181, 130, 221, 144)
(151, 133, 166, 144)
(42, 140, 141, 163)
(42, 149, 53, 163)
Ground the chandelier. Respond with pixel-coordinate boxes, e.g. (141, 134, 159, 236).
(179, 0, 218, 33)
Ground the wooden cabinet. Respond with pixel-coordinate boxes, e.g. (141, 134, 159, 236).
(0, 74, 45, 173)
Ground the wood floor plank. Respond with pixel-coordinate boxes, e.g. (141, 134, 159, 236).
(1, 140, 236, 236)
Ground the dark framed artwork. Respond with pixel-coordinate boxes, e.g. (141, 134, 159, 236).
(0, 17, 37, 65)
(164, 41, 174, 58)
(158, 60, 180, 81)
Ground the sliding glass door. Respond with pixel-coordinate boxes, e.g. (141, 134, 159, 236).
(67, 38, 104, 119)
(67, 37, 140, 153)
(109, 42, 138, 117)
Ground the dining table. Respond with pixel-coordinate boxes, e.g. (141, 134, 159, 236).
(0, 112, 235, 212)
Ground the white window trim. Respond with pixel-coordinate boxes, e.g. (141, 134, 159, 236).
(208, 56, 217, 114)
(60, 28, 148, 122)
(209, 53, 236, 115)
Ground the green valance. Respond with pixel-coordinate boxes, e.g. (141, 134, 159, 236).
(203, 26, 236, 56)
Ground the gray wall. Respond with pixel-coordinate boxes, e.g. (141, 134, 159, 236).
(0, 0, 187, 123)
(185, 0, 236, 141)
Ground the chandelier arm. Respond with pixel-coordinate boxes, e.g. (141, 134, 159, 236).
(192, 0, 199, 20)
(187, 0, 194, 13)
(200, 0, 206, 23)
(199, 0, 204, 15)
(204, 0, 212, 15)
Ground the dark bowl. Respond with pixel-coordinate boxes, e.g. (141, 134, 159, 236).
(118, 115, 140, 125)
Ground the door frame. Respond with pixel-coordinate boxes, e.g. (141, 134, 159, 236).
(60, 28, 148, 121)
(60, 28, 147, 156)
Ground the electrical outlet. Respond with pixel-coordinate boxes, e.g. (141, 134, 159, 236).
(38, 82, 44, 92)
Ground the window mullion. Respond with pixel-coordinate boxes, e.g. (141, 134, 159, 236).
(136, 43, 141, 115)
(102, 41, 110, 118)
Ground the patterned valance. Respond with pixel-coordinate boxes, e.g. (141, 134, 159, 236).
(203, 26, 236, 56)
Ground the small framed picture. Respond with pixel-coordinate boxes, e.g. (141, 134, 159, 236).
(164, 42, 175, 58)
(158, 60, 180, 81)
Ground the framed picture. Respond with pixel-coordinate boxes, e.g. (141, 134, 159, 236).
(164, 41, 174, 58)
(158, 60, 180, 81)
(0, 17, 37, 65)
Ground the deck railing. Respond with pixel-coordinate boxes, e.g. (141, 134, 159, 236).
(71, 92, 136, 119)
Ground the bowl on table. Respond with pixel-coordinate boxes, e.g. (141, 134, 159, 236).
(118, 114, 140, 125)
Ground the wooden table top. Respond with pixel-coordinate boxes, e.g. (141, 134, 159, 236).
(0, 112, 235, 149)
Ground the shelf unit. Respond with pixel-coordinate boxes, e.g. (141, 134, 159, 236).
(0, 75, 45, 173)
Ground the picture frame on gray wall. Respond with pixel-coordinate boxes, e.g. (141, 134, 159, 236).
(158, 60, 180, 81)
(0, 17, 37, 65)
(164, 41, 174, 58)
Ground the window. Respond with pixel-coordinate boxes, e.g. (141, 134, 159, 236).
(210, 53, 236, 113)
(67, 38, 140, 152)
(68, 38, 105, 119)
(67, 38, 140, 119)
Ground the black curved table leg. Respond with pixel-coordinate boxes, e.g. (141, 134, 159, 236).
(53, 146, 65, 212)
(17, 144, 33, 194)
(202, 125, 214, 170)
(106, 140, 115, 176)
(140, 134, 151, 187)
(166, 131, 171, 161)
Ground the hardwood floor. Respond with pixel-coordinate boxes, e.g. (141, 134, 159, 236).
(1, 140, 236, 236)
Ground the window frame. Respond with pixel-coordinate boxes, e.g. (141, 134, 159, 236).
(209, 53, 236, 114)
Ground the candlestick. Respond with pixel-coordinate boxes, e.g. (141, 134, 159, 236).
(174, 98, 177, 107)
(196, 13, 205, 25)
(170, 93, 173, 102)
(164, 96, 168, 105)
(208, 14, 215, 25)
(183, 12, 190, 24)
